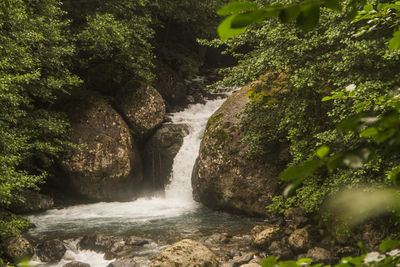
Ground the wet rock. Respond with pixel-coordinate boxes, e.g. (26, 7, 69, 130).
(61, 94, 142, 201)
(204, 233, 232, 246)
(284, 208, 308, 229)
(152, 239, 218, 267)
(306, 247, 332, 263)
(117, 82, 166, 141)
(224, 253, 254, 267)
(125, 236, 150, 246)
(4, 235, 34, 262)
(63, 261, 91, 267)
(154, 62, 187, 109)
(268, 241, 293, 260)
(143, 124, 189, 191)
(252, 226, 281, 249)
(241, 264, 262, 267)
(36, 239, 66, 263)
(79, 235, 122, 253)
(192, 85, 288, 216)
(9, 191, 54, 214)
(107, 259, 138, 267)
(288, 228, 311, 252)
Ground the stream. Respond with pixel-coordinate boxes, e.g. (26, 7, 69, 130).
(26, 97, 265, 266)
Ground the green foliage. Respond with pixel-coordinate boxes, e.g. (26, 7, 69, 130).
(262, 240, 400, 267)
(0, 0, 80, 206)
(208, 0, 400, 213)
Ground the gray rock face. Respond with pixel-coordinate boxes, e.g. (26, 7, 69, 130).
(192, 85, 287, 216)
(117, 82, 166, 141)
(143, 123, 189, 190)
(9, 191, 54, 214)
(152, 239, 218, 267)
(4, 235, 34, 262)
(36, 239, 66, 263)
(62, 95, 142, 201)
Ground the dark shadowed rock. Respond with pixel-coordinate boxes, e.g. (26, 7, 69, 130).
(117, 82, 166, 141)
(9, 191, 54, 214)
(78, 235, 122, 253)
(143, 123, 189, 190)
(4, 235, 34, 262)
(37, 239, 66, 263)
(192, 85, 288, 216)
(284, 208, 308, 229)
(152, 239, 218, 267)
(63, 261, 91, 267)
(268, 241, 293, 260)
(61, 95, 142, 201)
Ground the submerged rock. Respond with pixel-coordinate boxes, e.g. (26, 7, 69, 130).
(152, 239, 218, 267)
(9, 191, 54, 214)
(36, 239, 66, 263)
(143, 123, 190, 190)
(63, 261, 91, 267)
(61, 95, 142, 201)
(192, 85, 288, 216)
(117, 82, 166, 141)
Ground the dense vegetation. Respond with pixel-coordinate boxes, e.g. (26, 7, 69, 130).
(210, 0, 400, 217)
(0, 0, 225, 262)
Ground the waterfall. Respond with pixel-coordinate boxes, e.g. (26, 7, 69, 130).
(27, 98, 226, 236)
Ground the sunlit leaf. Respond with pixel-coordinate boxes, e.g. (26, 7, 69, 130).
(279, 261, 298, 267)
(363, 4, 373, 12)
(316, 145, 330, 159)
(379, 239, 400, 252)
(231, 10, 270, 28)
(389, 29, 400, 50)
(217, 2, 259, 16)
(297, 258, 313, 265)
(262, 256, 277, 267)
(359, 127, 378, 138)
(280, 159, 321, 181)
(218, 15, 247, 40)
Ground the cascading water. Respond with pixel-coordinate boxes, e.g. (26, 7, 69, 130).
(27, 95, 264, 267)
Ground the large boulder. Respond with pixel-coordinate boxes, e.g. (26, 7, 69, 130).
(36, 239, 67, 263)
(117, 82, 166, 141)
(9, 191, 54, 214)
(143, 123, 190, 191)
(152, 239, 218, 267)
(61, 95, 142, 201)
(4, 235, 34, 262)
(192, 85, 288, 216)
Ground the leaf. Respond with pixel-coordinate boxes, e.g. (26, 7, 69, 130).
(389, 29, 400, 50)
(359, 127, 378, 138)
(283, 180, 303, 197)
(262, 256, 277, 267)
(279, 5, 302, 23)
(337, 116, 361, 132)
(279, 159, 321, 181)
(374, 128, 396, 144)
(231, 10, 270, 28)
(297, 4, 320, 32)
(363, 4, 373, 12)
(218, 15, 247, 40)
(297, 258, 313, 265)
(379, 239, 400, 252)
(322, 95, 333, 101)
(327, 152, 345, 170)
(217, 2, 259, 16)
(358, 241, 367, 254)
(324, 0, 341, 11)
(389, 167, 400, 187)
(316, 145, 330, 159)
(279, 261, 298, 267)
